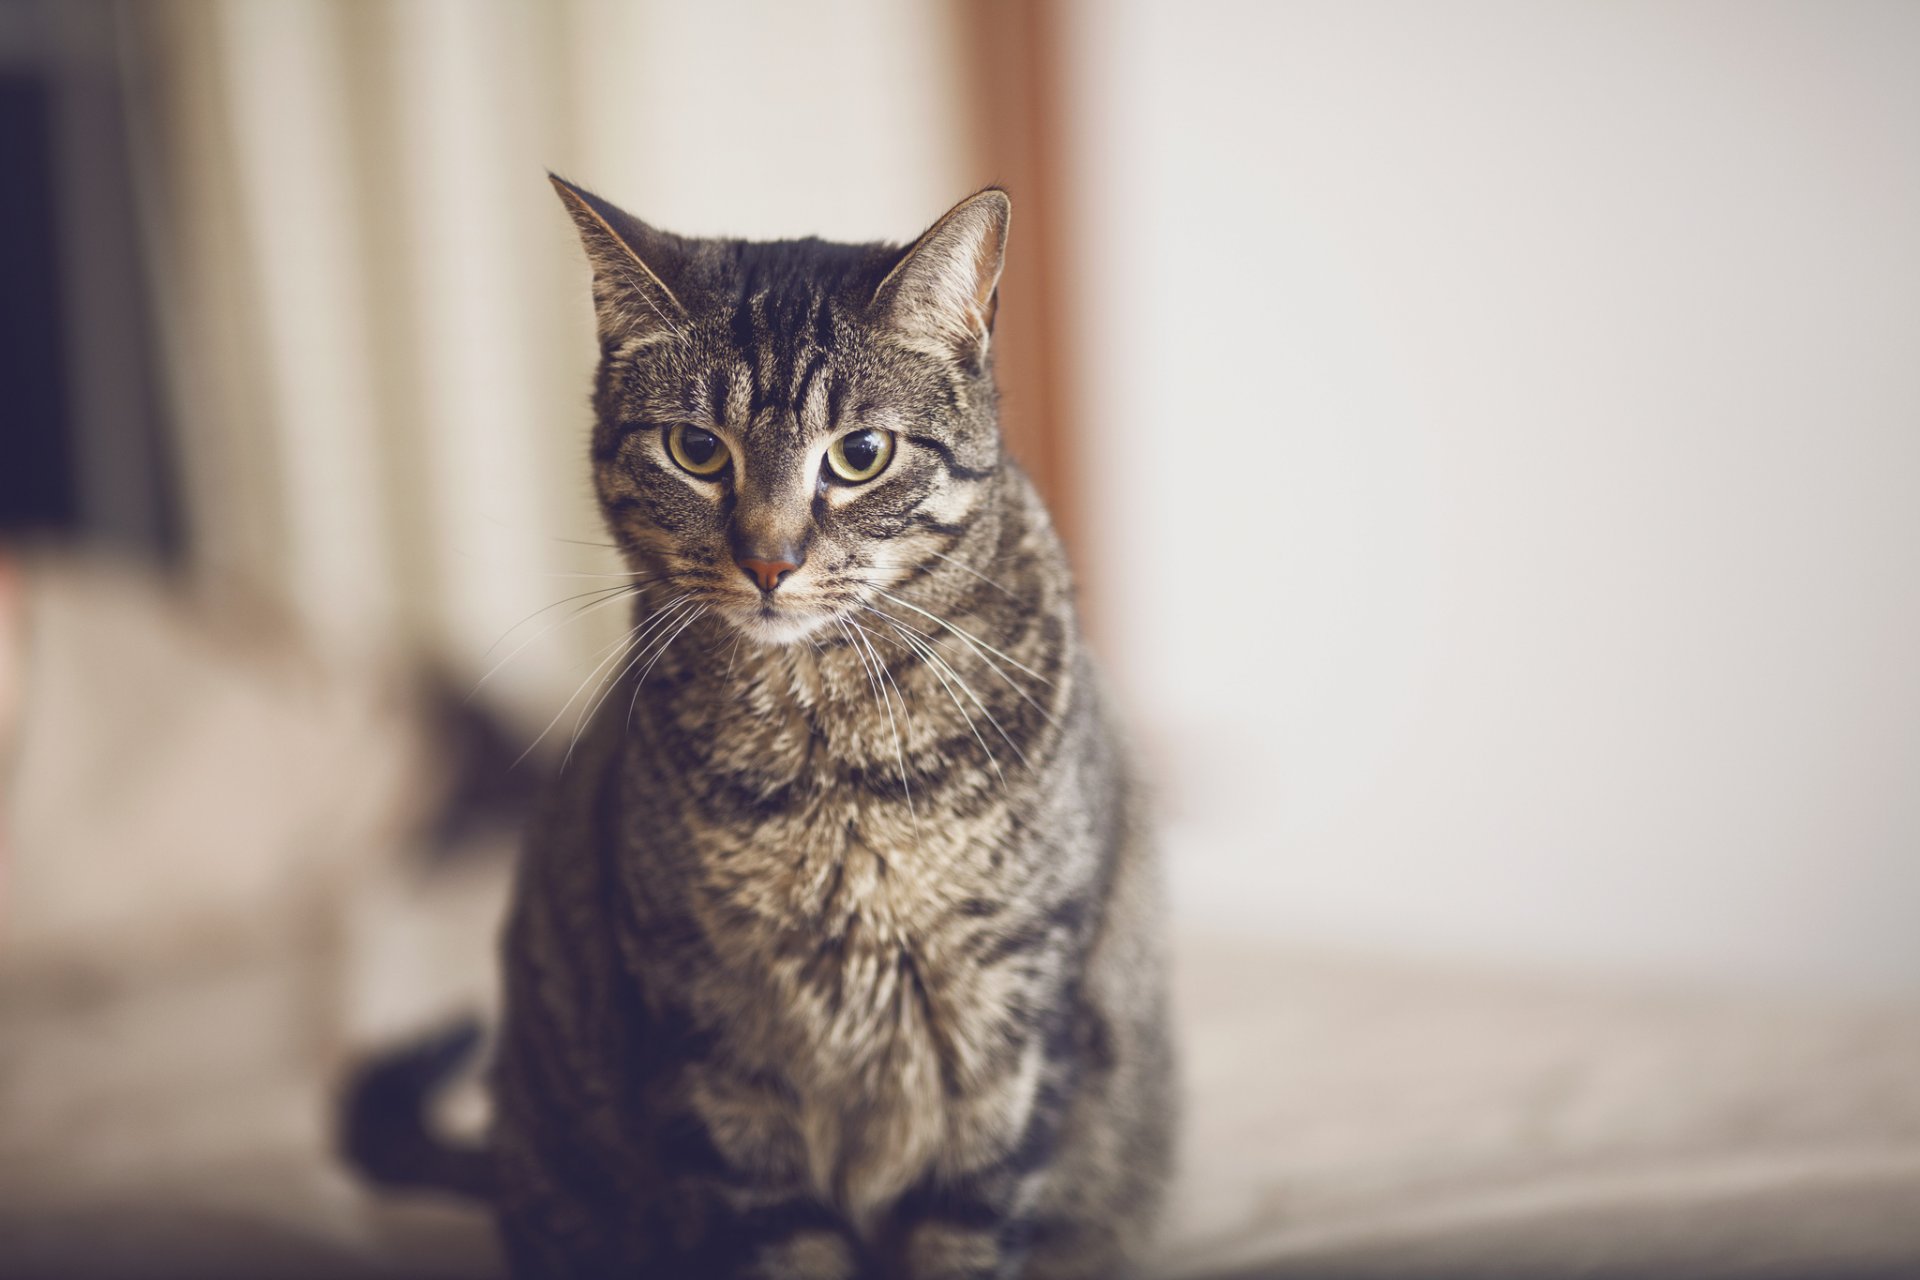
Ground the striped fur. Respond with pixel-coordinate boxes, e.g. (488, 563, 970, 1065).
(354, 180, 1174, 1279)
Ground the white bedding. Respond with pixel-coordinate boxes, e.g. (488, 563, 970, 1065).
(5, 554, 1918, 1279)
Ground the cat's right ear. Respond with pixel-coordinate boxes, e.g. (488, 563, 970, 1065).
(549, 174, 688, 351)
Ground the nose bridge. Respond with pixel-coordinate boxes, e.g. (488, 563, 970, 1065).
(730, 443, 811, 561)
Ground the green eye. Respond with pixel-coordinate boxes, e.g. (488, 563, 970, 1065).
(667, 423, 729, 477)
(825, 429, 895, 484)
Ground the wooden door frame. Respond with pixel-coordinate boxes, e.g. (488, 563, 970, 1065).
(954, 0, 1084, 579)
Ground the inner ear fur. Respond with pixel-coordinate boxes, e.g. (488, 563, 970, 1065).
(549, 173, 688, 348)
(871, 187, 1011, 361)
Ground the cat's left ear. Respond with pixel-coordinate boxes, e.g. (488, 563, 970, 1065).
(871, 188, 1010, 363)
(549, 173, 688, 350)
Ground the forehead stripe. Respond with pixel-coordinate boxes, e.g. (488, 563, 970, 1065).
(826, 372, 850, 429)
(793, 351, 829, 423)
(812, 294, 835, 349)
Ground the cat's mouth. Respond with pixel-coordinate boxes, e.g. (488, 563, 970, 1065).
(714, 591, 843, 647)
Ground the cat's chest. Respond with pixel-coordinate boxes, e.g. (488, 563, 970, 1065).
(671, 799, 1049, 1213)
(627, 655, 1064, 1216)
(692, 789, 1016, 1021)
(687, 817, 1059, 1228)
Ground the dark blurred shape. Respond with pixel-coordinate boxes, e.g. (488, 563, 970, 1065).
(337, 1015, 492, 1200)
(0, 0, 179, 557)
(416, 669, 545, 862)
(0, 69, 76, 534)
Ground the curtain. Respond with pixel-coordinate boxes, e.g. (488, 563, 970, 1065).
(120, 0, 972, 727)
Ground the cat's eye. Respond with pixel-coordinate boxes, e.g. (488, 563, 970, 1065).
(667, 423, 729, 477)
(825, 429, 895, 484)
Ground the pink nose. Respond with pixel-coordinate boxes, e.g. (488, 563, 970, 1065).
(737, 557, 800, 592)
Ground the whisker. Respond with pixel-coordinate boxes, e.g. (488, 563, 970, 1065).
(875, 588, 1053, 687)
(556, 618, 659, 755)
(635, 603, 707, 691)
(837, 616, 888, 728)
(611, 595, 702, 717)
(470, 583, 649, 701)
(722, 627, 747, 684)
(562, 594, 696, 767)
(865, 625, 929, 843)
(842, 619, 917, 832)
(874, 610, 1027, 771)
(542, 570, 667, 580)
(484, 582, 634, 657)
(624, 601, 709, 730)
(871, 611, 1014, 784)
(862, 599, 1057, 729)
(927, 548, 1021, 602)
(515, 594, 689, 772)
(479, 569, 682, 663)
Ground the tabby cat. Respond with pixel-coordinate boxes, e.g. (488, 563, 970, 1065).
(342, 177, 1173, 1279)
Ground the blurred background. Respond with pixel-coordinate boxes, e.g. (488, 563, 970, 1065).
(4, 2, 1920, 1277)
(8, 0, 1917, 995)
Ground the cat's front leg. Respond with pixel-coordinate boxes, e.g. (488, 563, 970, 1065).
(883, 1172, 1051, 1280)
(496, 1170, 866, 1280)
(684, 1191, 868, 1280)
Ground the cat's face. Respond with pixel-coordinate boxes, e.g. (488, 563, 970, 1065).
(555, 179, 1010, 646)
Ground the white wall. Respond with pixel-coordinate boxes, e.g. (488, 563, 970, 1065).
(1064, 1, 1920, 995)
(564, 0, 968, 244)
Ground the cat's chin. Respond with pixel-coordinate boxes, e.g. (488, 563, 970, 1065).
(719, 602, 839, 648)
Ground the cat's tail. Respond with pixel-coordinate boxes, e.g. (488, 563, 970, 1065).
(337, 1017, 496, 1201)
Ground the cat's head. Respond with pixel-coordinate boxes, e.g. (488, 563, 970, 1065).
(553, 177, 1010, 646)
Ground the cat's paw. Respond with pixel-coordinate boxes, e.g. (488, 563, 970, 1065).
(898, 1218, 1016, 1280)
(739, 1227, 863, 1280)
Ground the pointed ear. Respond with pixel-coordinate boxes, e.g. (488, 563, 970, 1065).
(871, 188, 1010, 362)
(549, 173, 688, 349)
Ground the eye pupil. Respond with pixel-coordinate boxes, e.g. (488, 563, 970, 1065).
(842, 431, 879, 471)
(680, 428, 717, 465)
